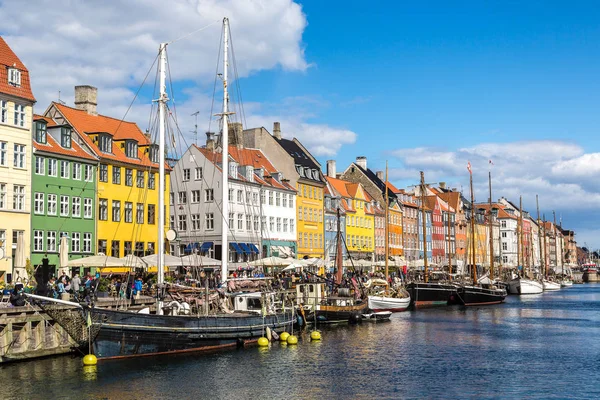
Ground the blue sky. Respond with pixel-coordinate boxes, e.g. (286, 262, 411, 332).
(2, 0, 599, 248)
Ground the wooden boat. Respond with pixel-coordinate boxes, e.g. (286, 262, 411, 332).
(406, 282, 459, 308)
(542, 279, 561, 291)
(366, 278, 411, 312)
(296, 282, 367, 325)
(362, 311, 392, 322)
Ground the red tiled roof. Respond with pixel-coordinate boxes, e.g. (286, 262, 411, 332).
(53, 103, 162, 169)
(32, 131, 98, 161)
(0, 37, 35, 102)
(327, 176, 352, 198)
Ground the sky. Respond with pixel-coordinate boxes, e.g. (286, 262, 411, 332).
(1, 0, 600, 248)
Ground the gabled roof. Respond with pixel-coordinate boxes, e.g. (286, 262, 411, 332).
(349, 163, 396, 200)
(275, 137, 322, 183)
(0, 37, 35, 102)
(437, 191, 461, 211)
(476, 203, 517, 220)
(32, 114, 97, 161)
(52, 103, 161, 169)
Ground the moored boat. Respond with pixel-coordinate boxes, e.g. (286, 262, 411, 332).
(406, 282, 459, 308)
(456, 285, 507, 306)
(368, 294, 411, 312)
(508, 275, 543, 295)
(542, 279, 561, 291)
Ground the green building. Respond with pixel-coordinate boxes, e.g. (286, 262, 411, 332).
(31, 115, 98, 277)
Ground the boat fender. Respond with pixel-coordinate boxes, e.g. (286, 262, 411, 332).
(349, 312, 362, 324)
(298, 306, 307, 326)
(272, 330, 279, 341)
(266, 327, 272, 341)
(297, 315, 304, 327)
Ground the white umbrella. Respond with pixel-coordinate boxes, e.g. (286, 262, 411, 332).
(281, 263, 305, 272)
(247, 256, 295, 267)
(67, 254, 124, 267)
(179, 254, 221, 267)
(13, 233, 26, 280)
(58, 236, 69, 275)
(142, 254, 183, 267)
(120, 255, 147, 269)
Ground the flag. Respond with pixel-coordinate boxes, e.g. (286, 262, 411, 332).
(489, 159, 494, 165)
(467, 161, 472, 174)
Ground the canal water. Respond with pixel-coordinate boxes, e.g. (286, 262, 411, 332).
(1, 284, 599, 399)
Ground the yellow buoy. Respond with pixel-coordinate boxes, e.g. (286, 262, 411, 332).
(279, 332, 290, 342)
(286, 335, 298, 345)
(310, 331, 322, 341)
(257, 337, 269, 347)
(82, 354, 97, 366)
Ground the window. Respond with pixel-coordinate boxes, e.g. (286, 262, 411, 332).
(238, 214, 243, 230)
(125, 202, 133, 223)
(148, 204, 156, 224)
(98, 240, 107, 255)
(83, 198, 92, 218)
(0, 183, 6, 209)
(60, 160, 70, 178)
(261, 216, 266, 231)
(501, 220, 506, 228)
(34, 193, 45, 214)
(135, 242, 144, 257)
(0, 141, 6, 165)
(125, 140, 138, 158)
(71, 232, 80, 252)
(502, 242, 507, 251)
(260, 191, 266, 204)
(228, 213, 234, 228)
(149, 145, 159, 163)
(112, 166, 121, 184)
(148, 173, 155, 189)
(33, 230, 44, 251)
(195, 167, 203, 180)
(178, 191, 187, 204)
(8, 68, 21, 86)
(283, 218, 288, 232)
(178, 215, 187, 231)
(252, 192, 258, 204)
(290, 219, 294, 233)
(0, 101, 7, 124)
(237, 190, 243, 203)
(61, 128, 72, 148)
(169, 193, 174, 204)
(228, 189, 233, 201)
(83, 233, 92, 253)
(136, 170, 144, 188)
(13, 144, 25, 168)
(183, 168, 190, 181)
(205, 213, 214, 230)
(98, 134, 112, 153)
(136, 203, 144, 224)
(99, 199, 108, 220)
(14, 104, 25, 127)
(191, 190, 200, 203)
(72, 163, 81, 180)
(253, 216, 259, 231)
(289, 194, 293, 208)
(35, 121, 47, 143)
(13, 185, 25, 210)
(59, 195, 69, 216)
(125, 168, 133, 186)
(276, 192, 281, 206)
(47, 194, 57, 215)
(84, 165, 93, 182)
(112, 200, 121, 222)
(246, 215, 251, 231)
(268, 191, 273, 205)
(72, 197, 81, 217)
(277, 217, 282, 232)
(169, 216, 175, 230)
(191, 214, 201, 230)
(111, 240, 120, 257)
(269, 217, 275, 232)
(282, 195, 287, 207)
(205, 189, 214, 202)
(47, 231, 57, 252)
(99, 164, 108, 182)
(501, 232, 507, 238)
(299, 206, 303, 220)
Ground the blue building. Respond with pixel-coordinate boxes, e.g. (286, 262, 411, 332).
(417, 206, 432, 264)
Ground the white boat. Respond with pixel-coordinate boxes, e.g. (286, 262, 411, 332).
(362, 311, 392, 322)
(507, 274, 543, 295)
(543, 279, 561, 291)
(560, 279, 573, 287)
(368, 295, 411, 312)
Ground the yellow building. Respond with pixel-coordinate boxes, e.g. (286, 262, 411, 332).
(296, 181, 325, 258)
(328, 178, 374, 260)
(0, 37, 36, 281)
(45, 86, 169, 261)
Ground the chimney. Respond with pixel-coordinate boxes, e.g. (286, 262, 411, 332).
(228, 122, 243, 148)
(439, 182, 446, 189)
(74, 85, 98, 116)
(355, 156, 367, 170)
(273, 122, 281, 140)
(326, 160, 336, 178)
(376, 171, 383, 180)
(206, 132, 215, 152)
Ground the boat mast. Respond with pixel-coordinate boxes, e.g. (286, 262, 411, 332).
(468, 163, 477, 284)
(542, 214, 547, 279)
(384, 161, 389, 284)
(519, 196, 524, 277)
(157, 42, 168, 311)
(536, 196, 542, 280)
(420, 171, 428, 283)
(488, 171, 494, 280)
(220, 17, 230, 283)
(335, 207, 343, 285)
(446, 206, 452, 282)
(553, 211, 558, 277)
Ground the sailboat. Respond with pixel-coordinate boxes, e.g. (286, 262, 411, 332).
(406, 171, 459, 308)
(26, 18, 295, 359)
(455, 162, 506, 306)
(507, 196, 543, 295)
(367, 162, 411, 313)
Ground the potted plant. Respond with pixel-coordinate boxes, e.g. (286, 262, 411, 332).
(95, 277, 110, 298)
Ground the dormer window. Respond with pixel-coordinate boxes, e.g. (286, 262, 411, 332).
(98, 133, 112, 153)
(8, 68, 21, 87)
(149, 144, 159, 163)
(125, 140, 138, 158)
(61, 127, 71, 148)
(34, 121, 47, 144)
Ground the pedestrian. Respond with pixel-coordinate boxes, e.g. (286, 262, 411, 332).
(47, 278, 57, 299)
(71, 273, 81, 302)
(134, 276, 143, 299)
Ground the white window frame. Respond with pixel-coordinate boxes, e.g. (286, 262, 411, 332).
(13, 144, 25, 168)
(83, 233, 92, 253)
(34, 230, 44, 252)
(72, 197, 81, 217)
(205, 213, 214, 230)
(34, 192, 44, 214)
(47, 194, 57, 215)
(205, 189, 214, 202)
(0, 101, 7, 124)
(8, 68, 21, 86)
(191, 190, 200, 203)
(195, 167, 203, 180)
(112, 200, 121, 222)
(71, 232, 80, 253)
(13, 185, 25, 210)
(191, 214, 201, 230)
(72, 163, 81, 180)
(84, 198, 93, 218)
(14, 104, 25, 127)
(182, 168, 190, 181)
(0, 183, 5, 209)
(48, 159, 58, 177)
(35, 156, 45, 175)
(47, 231, 57, 252)
(60, 195, 69, 216)
(84, 165, 93, 181)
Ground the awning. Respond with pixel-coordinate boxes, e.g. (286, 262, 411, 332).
(230, 243, 243, 254)
(185, 242, 200, 253)
(248, 243, 260, 254)
(200, 242, 213, 251)
(239, 243, 251, 254)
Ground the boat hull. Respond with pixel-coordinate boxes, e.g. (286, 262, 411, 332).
(508, 278, 543, 295)
(456, 285, 507, 306)
(560, 280, 573, 287)
(367, 295, 411, 312)
(406, 282, 458, 308)
(90, 308, 294, 360)
(543, 280, 561, 291)
(312, 302, 369, 324)
(583, 271, 599, 282)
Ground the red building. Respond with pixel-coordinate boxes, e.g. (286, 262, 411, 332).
(426, 196, 445, 265)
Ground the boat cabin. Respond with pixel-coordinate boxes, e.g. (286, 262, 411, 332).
(296, 283, 326, 307)
(230, 292, 276, 314)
